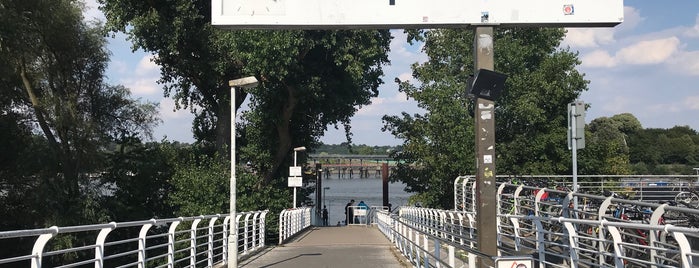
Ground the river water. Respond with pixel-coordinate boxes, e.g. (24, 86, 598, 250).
(311, 175, 412, 225)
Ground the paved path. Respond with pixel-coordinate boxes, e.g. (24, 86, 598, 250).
(239, 226, 409, 268)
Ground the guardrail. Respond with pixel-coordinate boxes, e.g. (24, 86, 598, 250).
(450, 176, 699, 267)
(376, 210, 461, 268)
(456, 175, 699, 208)
(278, 207, 312, 244)
(0, 211, 268, 267)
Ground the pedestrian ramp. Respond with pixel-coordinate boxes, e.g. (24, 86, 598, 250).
(240, 226, 409, 267)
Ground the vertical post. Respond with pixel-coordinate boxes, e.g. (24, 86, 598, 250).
(382, 163, 389, 208)
(229, 87, 237, 268)
(474, 26, 497, 268)
(316, 163, 322, 224)
(571, 104, 579, 210)
(294, 151, 297, 208)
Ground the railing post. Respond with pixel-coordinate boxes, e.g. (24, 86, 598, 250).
(252, 212, 260, 249)
(222, 215, 231, 262)
(234, 214, 243, 257)
(207, 216, 219, 267)
(168, 218, 183, 268)
(95, 222, 117, 268)
(243, 213, 252, 254)
(31, 226, 58, 268)
(189, 218, 202, 267)
(138, 220, 155, 268)
(607, 225, 625, 268)
(562, 221, 578, 268)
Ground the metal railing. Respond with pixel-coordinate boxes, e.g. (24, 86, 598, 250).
(376, 209, 461, 268)
(450, 176, 699, 267)
(278, 207, 312, 244)
(0, 211, 268, 268)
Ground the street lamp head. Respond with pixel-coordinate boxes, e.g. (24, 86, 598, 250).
(324, 187, 330, 190)
(294, 146, 307, 152)
(229, 76, 259, 89)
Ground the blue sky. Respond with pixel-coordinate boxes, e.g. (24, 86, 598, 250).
(84, 1, 699, 146)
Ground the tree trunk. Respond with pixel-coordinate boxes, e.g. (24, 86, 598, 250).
(260, 85, 297, 187)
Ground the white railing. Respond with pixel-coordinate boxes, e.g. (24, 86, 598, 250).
(376, 209, 463, 268)
(0, 211, 268, 268)
(278, 207, 312, 244)
(449, 176, 699, 267)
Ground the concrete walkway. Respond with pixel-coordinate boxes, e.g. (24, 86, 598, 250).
(239, 225, 409, 268)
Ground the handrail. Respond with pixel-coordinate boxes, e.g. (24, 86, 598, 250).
(0, 211, 268, 268)
(278, 207, 312, 244)
(451, 175, 699, 267)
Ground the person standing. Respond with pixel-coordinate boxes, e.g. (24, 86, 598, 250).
(344, 199, 355, 225)
(322, 205, 329, 226)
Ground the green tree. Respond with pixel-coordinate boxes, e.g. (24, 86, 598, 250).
(98, 0, 391, 189)
(383, 28, 588, 208)
(1, 0, 159, 226)
(578, 115, 634, 175)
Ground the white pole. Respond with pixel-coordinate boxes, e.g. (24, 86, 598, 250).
(293, 151, 297, 208)
(228, 87, 237, 268)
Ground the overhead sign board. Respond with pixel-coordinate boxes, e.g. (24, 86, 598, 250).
(212, 0, 623, 29)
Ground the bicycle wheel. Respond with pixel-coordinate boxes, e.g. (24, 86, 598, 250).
(674, 192, 699, 206)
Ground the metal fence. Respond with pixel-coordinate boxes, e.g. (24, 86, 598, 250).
(278, 207, 312, 244)
(0, 211, 268, 268)
(448, 176, 699, 267)
(376, 209, 462, 268)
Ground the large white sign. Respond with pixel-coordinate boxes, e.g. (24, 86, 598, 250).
(213, 0, 623, 29)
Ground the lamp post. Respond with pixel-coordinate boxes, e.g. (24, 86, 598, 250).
(323, 187, 330, 207)
(228, 76, 258, 268)
(292, 146, 306, 208)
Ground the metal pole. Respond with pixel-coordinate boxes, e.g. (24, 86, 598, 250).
(474, 26, 497, 268)
(571, 104, 579, 211)
(293, 151, 297, 208)
(228, 87, 237, 268)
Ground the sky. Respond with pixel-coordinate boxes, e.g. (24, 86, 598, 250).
(83, 1, 699, 146)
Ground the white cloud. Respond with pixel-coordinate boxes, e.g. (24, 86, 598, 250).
(563, 28, 615, 48)
(669, 50, 699, 75)
(118, 54, 162, 96)
(159, 98, 194, 119)
(392, 91, 409, 103)
(685, 96, 699, 110)
(648, 103, 682, 113)
(397, 72, 413, 83)
(684, 15, 699, 37)
(616, 6, 643, 33)
(616, 37, 680, 65)
(599, 95, 632, 114)
(562, 6, 642, 49)
(581, 50, 616, 67)
(122, 77, 159, 95)
(136, 55, 160, 73)
(82, 0, 106, 22)
(581, 37, 681, 68)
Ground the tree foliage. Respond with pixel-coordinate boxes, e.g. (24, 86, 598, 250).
(383, 28, 588, 209)
(0, 0, 159, 228)
(98, 0, 391, 189)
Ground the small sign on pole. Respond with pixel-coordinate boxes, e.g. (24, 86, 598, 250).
(567, 101, 585, 150)
(289, 166, 302, 177)
(288, 176, 302, 187)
